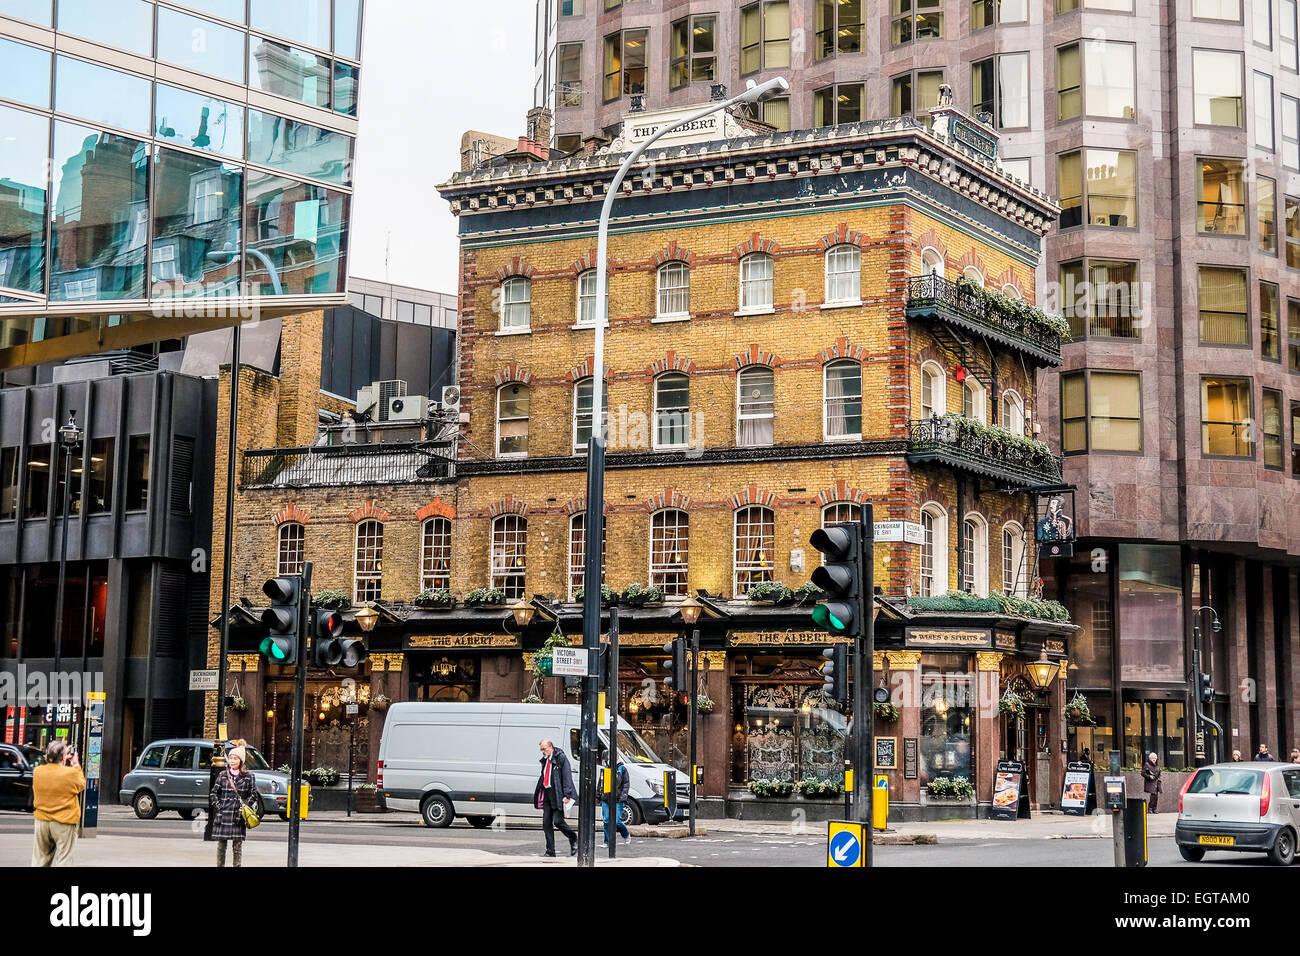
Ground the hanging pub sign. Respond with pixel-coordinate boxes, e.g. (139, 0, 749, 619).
(1034, 489, 1076, 559)
(991, 759, 1027, 821)
(1061, 761, 1096, 816)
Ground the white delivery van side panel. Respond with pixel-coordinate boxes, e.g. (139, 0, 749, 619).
(493, 705, 575, 817)
(380, 703, 502, 813)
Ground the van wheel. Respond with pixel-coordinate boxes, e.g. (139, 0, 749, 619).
(133, 791, 159, 820)
(468, 815, 493, 829)
(421, 794, 454, 828)
(1178, 845, 1205, 862)
(1268, 829, 1296, 866)
(622, 802, 643, 827)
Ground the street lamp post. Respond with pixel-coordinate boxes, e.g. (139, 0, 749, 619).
(1192, 605, 1223, 764)
(53, 411, 83, 677)
(577, 76, 790, 869)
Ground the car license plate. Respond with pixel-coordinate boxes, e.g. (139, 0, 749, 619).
(1198, 835, 1234, 846)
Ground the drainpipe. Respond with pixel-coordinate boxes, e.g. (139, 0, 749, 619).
(956, 473, 967, 591)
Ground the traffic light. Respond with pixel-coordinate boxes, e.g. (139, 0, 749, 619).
(260, 576, 301, 665)
(820, 645, 848, 704)
(310, 607, 368, 667)
(662, 639, 687, 690)
(1196, 671, 1213, 705)
(809, 522, 862, 638)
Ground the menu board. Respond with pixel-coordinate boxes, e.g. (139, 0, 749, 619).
(1061, 762, 1094, 816)
(903, 738, 918, 780)
(875, 736, 898, 770)
(991, 760, 1025, 821)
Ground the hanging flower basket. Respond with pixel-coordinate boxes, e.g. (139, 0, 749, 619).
(522, 694, 543, 704)
(693, 694, 715, 714)
(1065, 691, 1094, 726)
(370, 694, 391, 712)
(230, 696, 248, 713)
(998, 689, 1026, 719)
(874, 701, 899, 723)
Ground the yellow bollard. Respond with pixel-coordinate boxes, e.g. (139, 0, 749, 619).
(299, 784, 310, 820)
(873, 778, 889, 830)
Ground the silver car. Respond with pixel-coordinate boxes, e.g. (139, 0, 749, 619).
(1175, 762, 1300, 865)
(119, 739, 300, 821)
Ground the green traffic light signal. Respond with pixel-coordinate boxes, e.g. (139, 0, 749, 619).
(809, 522, 862, 639)
(260, 635, 292, 662)
(811, 602, 853, 633)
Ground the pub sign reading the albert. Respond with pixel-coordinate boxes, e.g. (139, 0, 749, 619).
(1034, 490, 1076, 560)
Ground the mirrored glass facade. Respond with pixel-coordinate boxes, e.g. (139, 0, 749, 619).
(0, 0, 362, 345)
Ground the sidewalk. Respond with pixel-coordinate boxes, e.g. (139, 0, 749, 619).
(704, 809, 1179, 841)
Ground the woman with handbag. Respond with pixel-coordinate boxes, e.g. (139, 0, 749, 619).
(209, 741, 262, 867)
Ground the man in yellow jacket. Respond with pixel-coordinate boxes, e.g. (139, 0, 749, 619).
(32, 739, 86, 867)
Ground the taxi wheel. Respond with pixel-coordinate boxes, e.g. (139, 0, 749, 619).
(133, 790, 159, 820)
(1178, 845, 1205, 862)
(1268, 828, 1296, 866)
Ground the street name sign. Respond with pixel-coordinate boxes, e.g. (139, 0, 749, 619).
(550, 647, 590, 677)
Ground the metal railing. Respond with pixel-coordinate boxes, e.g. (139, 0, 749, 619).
(907, 417, 1062, 485)
(241, 441, 455, 489)
(906, 274, 1064, 361)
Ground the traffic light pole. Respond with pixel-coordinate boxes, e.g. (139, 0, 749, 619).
(577, 438, 605, 868)
(287, 561, 311, 868)
(855, 505, 874, 868)
(689, 628, 698, 836)
(606, 606, 619, 859)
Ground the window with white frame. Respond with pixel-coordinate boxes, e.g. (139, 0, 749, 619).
(497, 383, 530, 457)
(825, 244, 861, 304)
(921, 361, 946, 418)
(737, 366, 775, 446)
(277, 522, 304, 576)
(962, 378, 987, 423)
(151, 244, 178, 283)
(568, 512, 607, 599)
(654, 372, 690, 448)
(739, 253, 774, 311)
(1001, 523, 1026, 597)
(919, 503, 948, 596)
(650, 509, 689, 597)
(1001, 284, 1022, 300)
(824, 360, 863, 440)
(354, 520, 383, 603)
(500, 276, 532, 330)
(962, 266, 985, 284)
(734, 505, 775, 595)
(921, 247, 945, 277)
(421, 517, 451, 591)
(491, 515, 527, 598)
(577, 269, 598, 325)
(657, 261, 690, 317)
(1001, 389, 1025, 433)
(962, 514, 989, 595)
(192, 174, 222, 223)
(573, 378, 608, 454)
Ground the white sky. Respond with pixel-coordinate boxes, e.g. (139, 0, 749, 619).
(350, 0, 538, 296)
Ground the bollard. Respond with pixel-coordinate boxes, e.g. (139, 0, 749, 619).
(873, 777, 889, 830)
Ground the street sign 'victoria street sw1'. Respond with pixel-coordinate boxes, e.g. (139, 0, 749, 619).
(550, 647, 590, 677)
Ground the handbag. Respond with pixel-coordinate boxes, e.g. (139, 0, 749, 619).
(229, 770, 262, 829)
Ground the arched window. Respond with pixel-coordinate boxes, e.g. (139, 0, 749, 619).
(821, 502, 861, 564)
(576, 269, 598, 325)
(650, 509, 689, 597)
(491, 515, 527, 598)
(421, 517, 451, 591)
(919, 503, 949, 597)
(825, 244, 861, 304)
(1001, 283, 1022, 300)
(568, 512, 607, 600)
(962, 377, 987, 424)
(277, 522, 304, 576)
(962, 514, 989, 596)
(921, 247, 945, 278)
(500, 276, 531, 330)
(354, 519, 383, 603)
(572, 378, 608, 453)
(734, 505, 775, 595)
(824, 360, 863, 440)
(1001, 389, 1025, 434)
(657, 261, 690, 318)
(737, 365, 775, 446)
(739, 253, 774, 312)
(921, 361, 946, 418)
(1002, 522, 1026, 598)
(497, 383, 530, 457)
(654, 372, 690, 449)
(962, 265, 985, 285)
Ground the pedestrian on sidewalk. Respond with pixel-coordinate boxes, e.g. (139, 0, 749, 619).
(601, 752, 631, 849)
(1255, 743, 1274, 761)
(210, 742, 261, 867)
(1289, 749, 1299, 765)
(1141, 752, 1161, 814)
(1231, 750, 1242, 762)
(534, 739, 577, 858)
(31, 739, 85, 867)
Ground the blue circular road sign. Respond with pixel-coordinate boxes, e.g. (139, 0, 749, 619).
(829, 829, 861, 867)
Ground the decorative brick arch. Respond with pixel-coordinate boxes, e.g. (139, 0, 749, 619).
(991, 266, 1024, 298)
(348, 500, 391, 524)
(819, 223, 866, 250)
(733, 232, 779, 260)
(271, 502, 310, 526)
(652, 241, 697, 267)
(646, 488, 691, 513)
(818, 337, 868, 364)
(732, 344, 781, 370)
(416, 497, 456, 522)
(494, 256, 535, 281)
(568, 357, 610, 382)
(562, 495, 611, 516)
(815, 481, 870, 507)
(493, 363, 534, 387)
(956, 249, 990, 283)
(647, 350, 695, 377)
(915, 228, 949, 263)
(730, 484, 778, 510)
(570, 248, 601, 275)
(489, 495, 529, 518)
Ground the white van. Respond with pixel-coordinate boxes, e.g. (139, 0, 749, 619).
(377, 702, 689, 828)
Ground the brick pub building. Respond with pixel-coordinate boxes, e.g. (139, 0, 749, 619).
(214, 99, 1079, 819)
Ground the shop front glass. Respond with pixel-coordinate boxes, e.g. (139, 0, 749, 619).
(410, 655, 480, 703)
(1123, 699, 1187, 769)
(1119, 544, 1184, 682)
(619, 655, 688, 774)
(1067, 693, 1114, 762)
(266, 678, 374, 779)
(919, 654, 972, 785)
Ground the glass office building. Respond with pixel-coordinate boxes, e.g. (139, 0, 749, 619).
(0, 0, 362, 365)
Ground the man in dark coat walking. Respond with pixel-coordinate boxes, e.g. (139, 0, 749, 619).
(1141, 752, 1161, 814)
(535, 739, 578, 858)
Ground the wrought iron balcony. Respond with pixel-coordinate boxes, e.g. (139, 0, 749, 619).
(907, 417, 1062, 488)
(906, 274, 1065, 367)
(240, 441, 454, 489)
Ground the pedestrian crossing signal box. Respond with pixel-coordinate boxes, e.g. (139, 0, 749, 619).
(1104, 776, 1125, 811)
